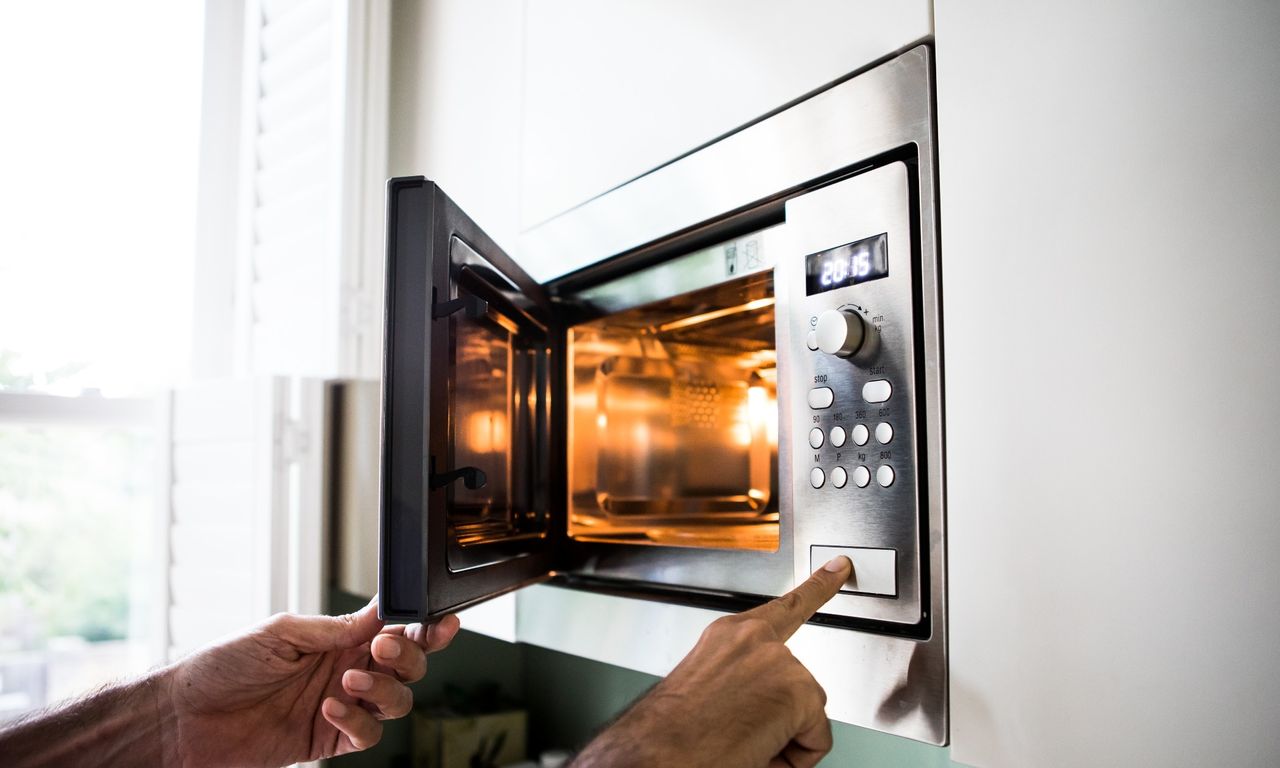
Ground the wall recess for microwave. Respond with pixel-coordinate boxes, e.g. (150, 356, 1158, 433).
(379, 45, 946, 746)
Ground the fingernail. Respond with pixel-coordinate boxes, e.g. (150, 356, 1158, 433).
(376, 636, 401, 659)
(823, 556, 852, 572)
(328, 700, 348, 717)
(346, 670, 373, 691)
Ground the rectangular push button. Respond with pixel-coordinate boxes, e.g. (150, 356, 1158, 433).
(861, 379, 892, 403)
(807, 386, 834, 409)
(810, 545, 897, 597)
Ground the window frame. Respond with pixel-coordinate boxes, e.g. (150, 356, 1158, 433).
(0, 390, 173, 684)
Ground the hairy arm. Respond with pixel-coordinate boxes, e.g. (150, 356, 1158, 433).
(0, 668, 177, 768)
(572, 557, 852, 768)
(0, 599, 458, 768)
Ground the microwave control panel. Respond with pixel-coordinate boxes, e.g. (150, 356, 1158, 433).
(780, 161, 926, 625)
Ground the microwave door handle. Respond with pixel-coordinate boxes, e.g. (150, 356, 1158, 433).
(427, 288, 491, 496)
(429, 464, 487, 491)
(432, 292, 489, 320)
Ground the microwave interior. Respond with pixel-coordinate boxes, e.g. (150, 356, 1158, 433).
(566, 270, 779, 552)
(449, 263, 781, 555)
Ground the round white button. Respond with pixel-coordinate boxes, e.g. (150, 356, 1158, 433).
(877, 465, 895, 487)
(852, 466, 871, 488)
(829, 425, 847, 447)
(805, 331, 819, 351)
(875, 422, 894, 444)
(831, 466, 848, 488)
(851, 424, 869, 446)
(808, 428, 825, 449)
(810, 467, 826, 488)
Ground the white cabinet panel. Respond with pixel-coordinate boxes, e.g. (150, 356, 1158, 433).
(457, 593, 519, 644)
(936, 2, 1280, 765)
(388, 1, 930, 255)
(516, 586, 712, 679)
(520, 0, 931, 230)
(387, 0, 525, 253)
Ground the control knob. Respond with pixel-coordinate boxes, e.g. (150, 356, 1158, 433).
(815, 309, 868, 358)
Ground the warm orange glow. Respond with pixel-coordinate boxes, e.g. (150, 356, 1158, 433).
(655, 297, 776, 333)
(566, 269, 780, 552)
(464, 410, 507, 454)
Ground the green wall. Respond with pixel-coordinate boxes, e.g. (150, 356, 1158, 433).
(518, 642, 962, 767)
(331, 590, 964, 766)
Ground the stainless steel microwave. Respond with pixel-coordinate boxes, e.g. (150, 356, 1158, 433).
(379, 44, 947, 743)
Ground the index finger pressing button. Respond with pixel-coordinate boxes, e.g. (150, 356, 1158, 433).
(742, 556, 852, 640)
(809, 546, 897, 597)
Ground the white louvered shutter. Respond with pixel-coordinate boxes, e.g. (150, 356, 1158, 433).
(236, 0, 389, 380)
(164, 0, 389, 661)
(164, 378, 325, 659)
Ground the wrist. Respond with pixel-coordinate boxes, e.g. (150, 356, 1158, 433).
(0, 664, 178, 768)
(150, 663, 181, 766)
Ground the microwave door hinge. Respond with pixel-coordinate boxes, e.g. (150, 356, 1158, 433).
(433, 293, 489, 320)
(430, 465, 488, 491)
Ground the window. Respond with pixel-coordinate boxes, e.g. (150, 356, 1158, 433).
(0, 0, 202, 722)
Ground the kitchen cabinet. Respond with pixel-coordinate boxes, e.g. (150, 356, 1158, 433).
(387, 0, 525, 253)
(936, 1, 1280, 765)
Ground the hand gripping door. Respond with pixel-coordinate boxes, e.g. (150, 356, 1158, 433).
(380, 178, 562, 622)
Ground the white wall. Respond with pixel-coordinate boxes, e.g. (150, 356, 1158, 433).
(936, 2, 1280, 765)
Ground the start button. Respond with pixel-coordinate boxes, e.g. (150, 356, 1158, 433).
(810, 545, 897, 597)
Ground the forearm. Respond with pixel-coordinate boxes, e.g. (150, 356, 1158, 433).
(572, 688, 706, 768)
(0, 666, 177, 768)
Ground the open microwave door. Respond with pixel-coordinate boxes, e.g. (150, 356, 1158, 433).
(380, 178, 563, 622)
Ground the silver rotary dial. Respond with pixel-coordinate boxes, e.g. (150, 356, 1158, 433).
(815, 309, 867, 358)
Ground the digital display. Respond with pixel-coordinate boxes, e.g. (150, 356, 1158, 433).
(804, 233, 889, 295)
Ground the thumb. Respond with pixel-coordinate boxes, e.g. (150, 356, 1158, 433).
(282, 597, 385, 652)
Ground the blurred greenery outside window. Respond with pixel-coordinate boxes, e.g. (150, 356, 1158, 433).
(0, 0, 202, 722)
(0, 362, 161, 723)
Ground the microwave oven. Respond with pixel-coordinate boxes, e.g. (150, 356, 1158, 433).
(379, 45, 947, 743)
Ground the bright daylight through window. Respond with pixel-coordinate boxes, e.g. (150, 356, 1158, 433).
(0, 1, 202, 722)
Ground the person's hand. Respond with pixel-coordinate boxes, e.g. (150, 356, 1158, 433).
(572, 556, 853, 768)
(162, 599, 460, 767)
